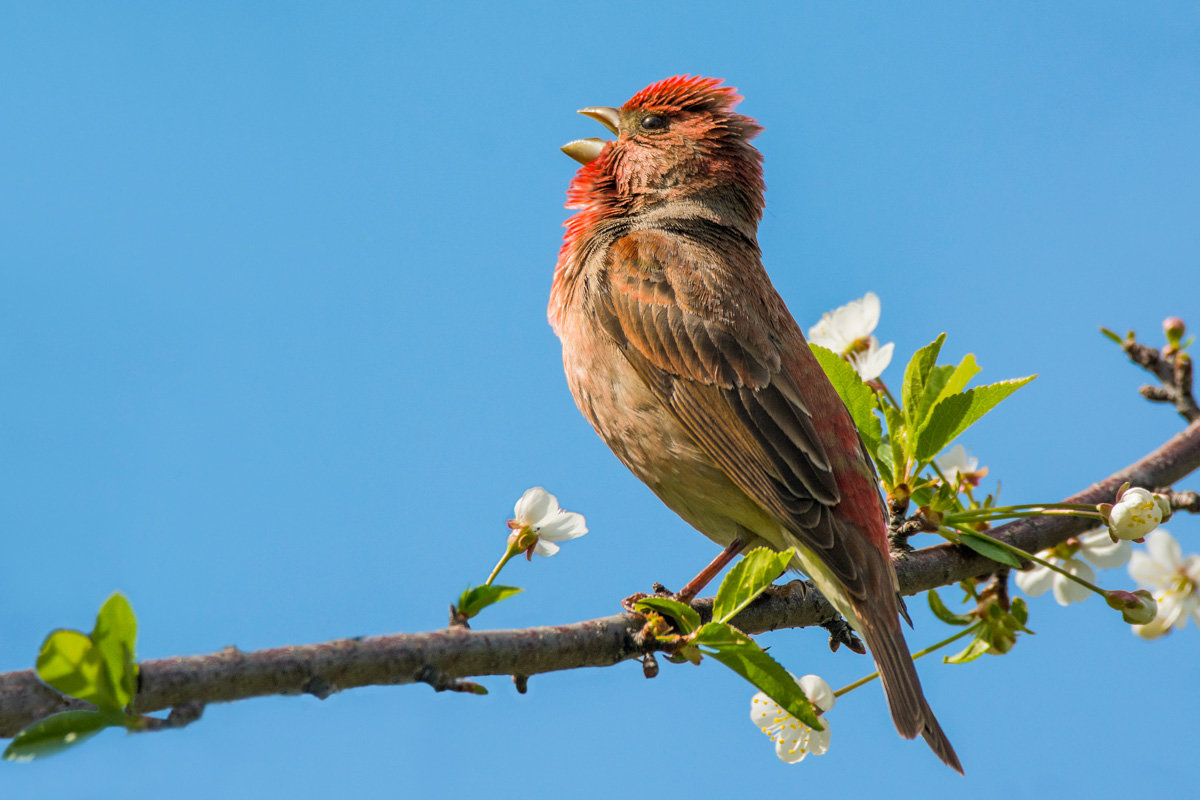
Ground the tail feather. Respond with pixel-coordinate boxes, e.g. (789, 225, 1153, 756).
(858, 616, 964, 774)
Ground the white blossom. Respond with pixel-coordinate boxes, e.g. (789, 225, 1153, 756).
(808, 292, 881, 353)
(510, 487, 588, 557)
(1128, 529, 1200, 639)
(1014, 530, 1130, 606)
(1074, 529, 1133, 569)
(808, 292, 895, 380)
(934, 445, 989, 488)
(750, 674, 835, 764)
(847, 339, 894, 381)
(1014, 555, 1095, 606)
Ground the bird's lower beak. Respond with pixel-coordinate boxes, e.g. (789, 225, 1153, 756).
(560, 106, 621, 165)
(561, 138, 606, 165)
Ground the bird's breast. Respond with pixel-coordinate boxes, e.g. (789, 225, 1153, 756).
(556, 305, 785, 552)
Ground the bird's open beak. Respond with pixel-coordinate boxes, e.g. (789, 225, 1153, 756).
(560, 138, 606, 165)
(577, 106, 620, 135)
(560, 106, 621, 165)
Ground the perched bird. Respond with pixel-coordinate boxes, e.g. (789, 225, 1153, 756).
(549, 75, 962, 772)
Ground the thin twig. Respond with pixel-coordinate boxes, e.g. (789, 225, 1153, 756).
(1111, 327, 1200, 423)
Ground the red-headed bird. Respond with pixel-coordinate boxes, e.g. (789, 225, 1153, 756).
(549, 76, 961, 772)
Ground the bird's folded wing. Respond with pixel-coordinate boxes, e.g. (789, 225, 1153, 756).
(592, 229, 875, 599)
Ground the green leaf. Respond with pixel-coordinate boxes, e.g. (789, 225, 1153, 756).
(91, 593, 138, 711)
(901, 334, 946, 427)
(3, 711, 113, 762)
(956, 530, 1024, 569)
(1008, 598, 1034, 633)
(909, 349, 985, 436)
(940, 354, 981, 398)
(944, 637, 990, 664)
(1099, 326, 1124, 345)
(913, 376, 1036, 462)
(883, 403, 909, 470)
(633, 597, 702, 634)
(691, 621, 754, 647)
(874, 437, 895, 487)
(910, 486, 934, 508)
(927, 589, 973, 626)
(456, 585, 523, 619)
(912, 364, 954, 428)
(36, 630, 118, 713)
(809, 344, 882, 453)
(694, 629, 822, 729)
(712, 547, 793, 624)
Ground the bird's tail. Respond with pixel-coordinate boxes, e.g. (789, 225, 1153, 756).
(857, 613, 964, 774)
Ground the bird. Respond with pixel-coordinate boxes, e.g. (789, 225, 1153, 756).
(548, 75, 962, 772)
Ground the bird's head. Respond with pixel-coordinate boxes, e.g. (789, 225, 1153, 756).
(561, 76, 764, 221)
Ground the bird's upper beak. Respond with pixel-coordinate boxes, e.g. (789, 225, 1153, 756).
(561, 106, 621, 165)
(577, 106, 620, 135)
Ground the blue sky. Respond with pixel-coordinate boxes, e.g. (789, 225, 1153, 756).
(2, 3, 1198, 797)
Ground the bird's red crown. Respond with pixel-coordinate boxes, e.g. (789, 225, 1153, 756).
(622, 75, 744, 115)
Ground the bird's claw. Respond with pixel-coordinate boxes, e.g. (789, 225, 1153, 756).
(765, 579, 809, 599)
(821, 616, 866, 654)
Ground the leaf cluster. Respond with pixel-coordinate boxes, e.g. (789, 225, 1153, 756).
(927, 588, 1033, 663)
(6, 594, 141, 761)
(812, 334, 1034, 493)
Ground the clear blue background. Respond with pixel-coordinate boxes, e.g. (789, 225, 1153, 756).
(3, 3, 1197, 797)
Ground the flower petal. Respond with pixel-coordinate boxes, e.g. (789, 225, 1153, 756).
(797, 674, 836, 713)
(1014, 563, 1055, 597)
(858, 292, 881, 333)
(750, 691, 781, 732)
(514, 487, 554, 526)
(1051, 558, 1095, 606)
(1184, 593, 1200, 629)
(1129, 549, 1174, 590)
(1133, 613, 1171, 639)
(1157, 591, 1188, 630)
(1144, 529, 1183, 569)
(1077, 530, 1132, 569)
(1184, 554, 1200, 586)
(535, 511, 589, 542)
(532, 539, 560, 558)
(850, 339, 894, 381)
(773, 722, 814, 764)
(807, 317, 840, 351)
(804, 721, 832, 757)
(934, 444, 976, 481)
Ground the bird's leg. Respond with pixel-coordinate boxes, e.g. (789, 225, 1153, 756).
(621, 540, 745, 613)
(674, 539, 746, 604)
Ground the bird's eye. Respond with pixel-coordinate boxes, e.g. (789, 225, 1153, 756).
(639, 114, 667, 131)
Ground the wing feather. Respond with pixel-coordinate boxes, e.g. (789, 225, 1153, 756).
(592, 228, 879, 591)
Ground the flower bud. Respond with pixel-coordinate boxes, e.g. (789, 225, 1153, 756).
(1163, 317, 1185, 349)
(1106, 589, 1158, 625)
(1105, 487, 1163, 541)
(987, 627, 1016, 654)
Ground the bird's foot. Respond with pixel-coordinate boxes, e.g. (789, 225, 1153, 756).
(888, 531, 918, 557)
(821, 616, 866, 655)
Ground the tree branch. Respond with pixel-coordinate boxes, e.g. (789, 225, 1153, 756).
(1113, 325, 1200, 423)
(2, 418, 1199, 739)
